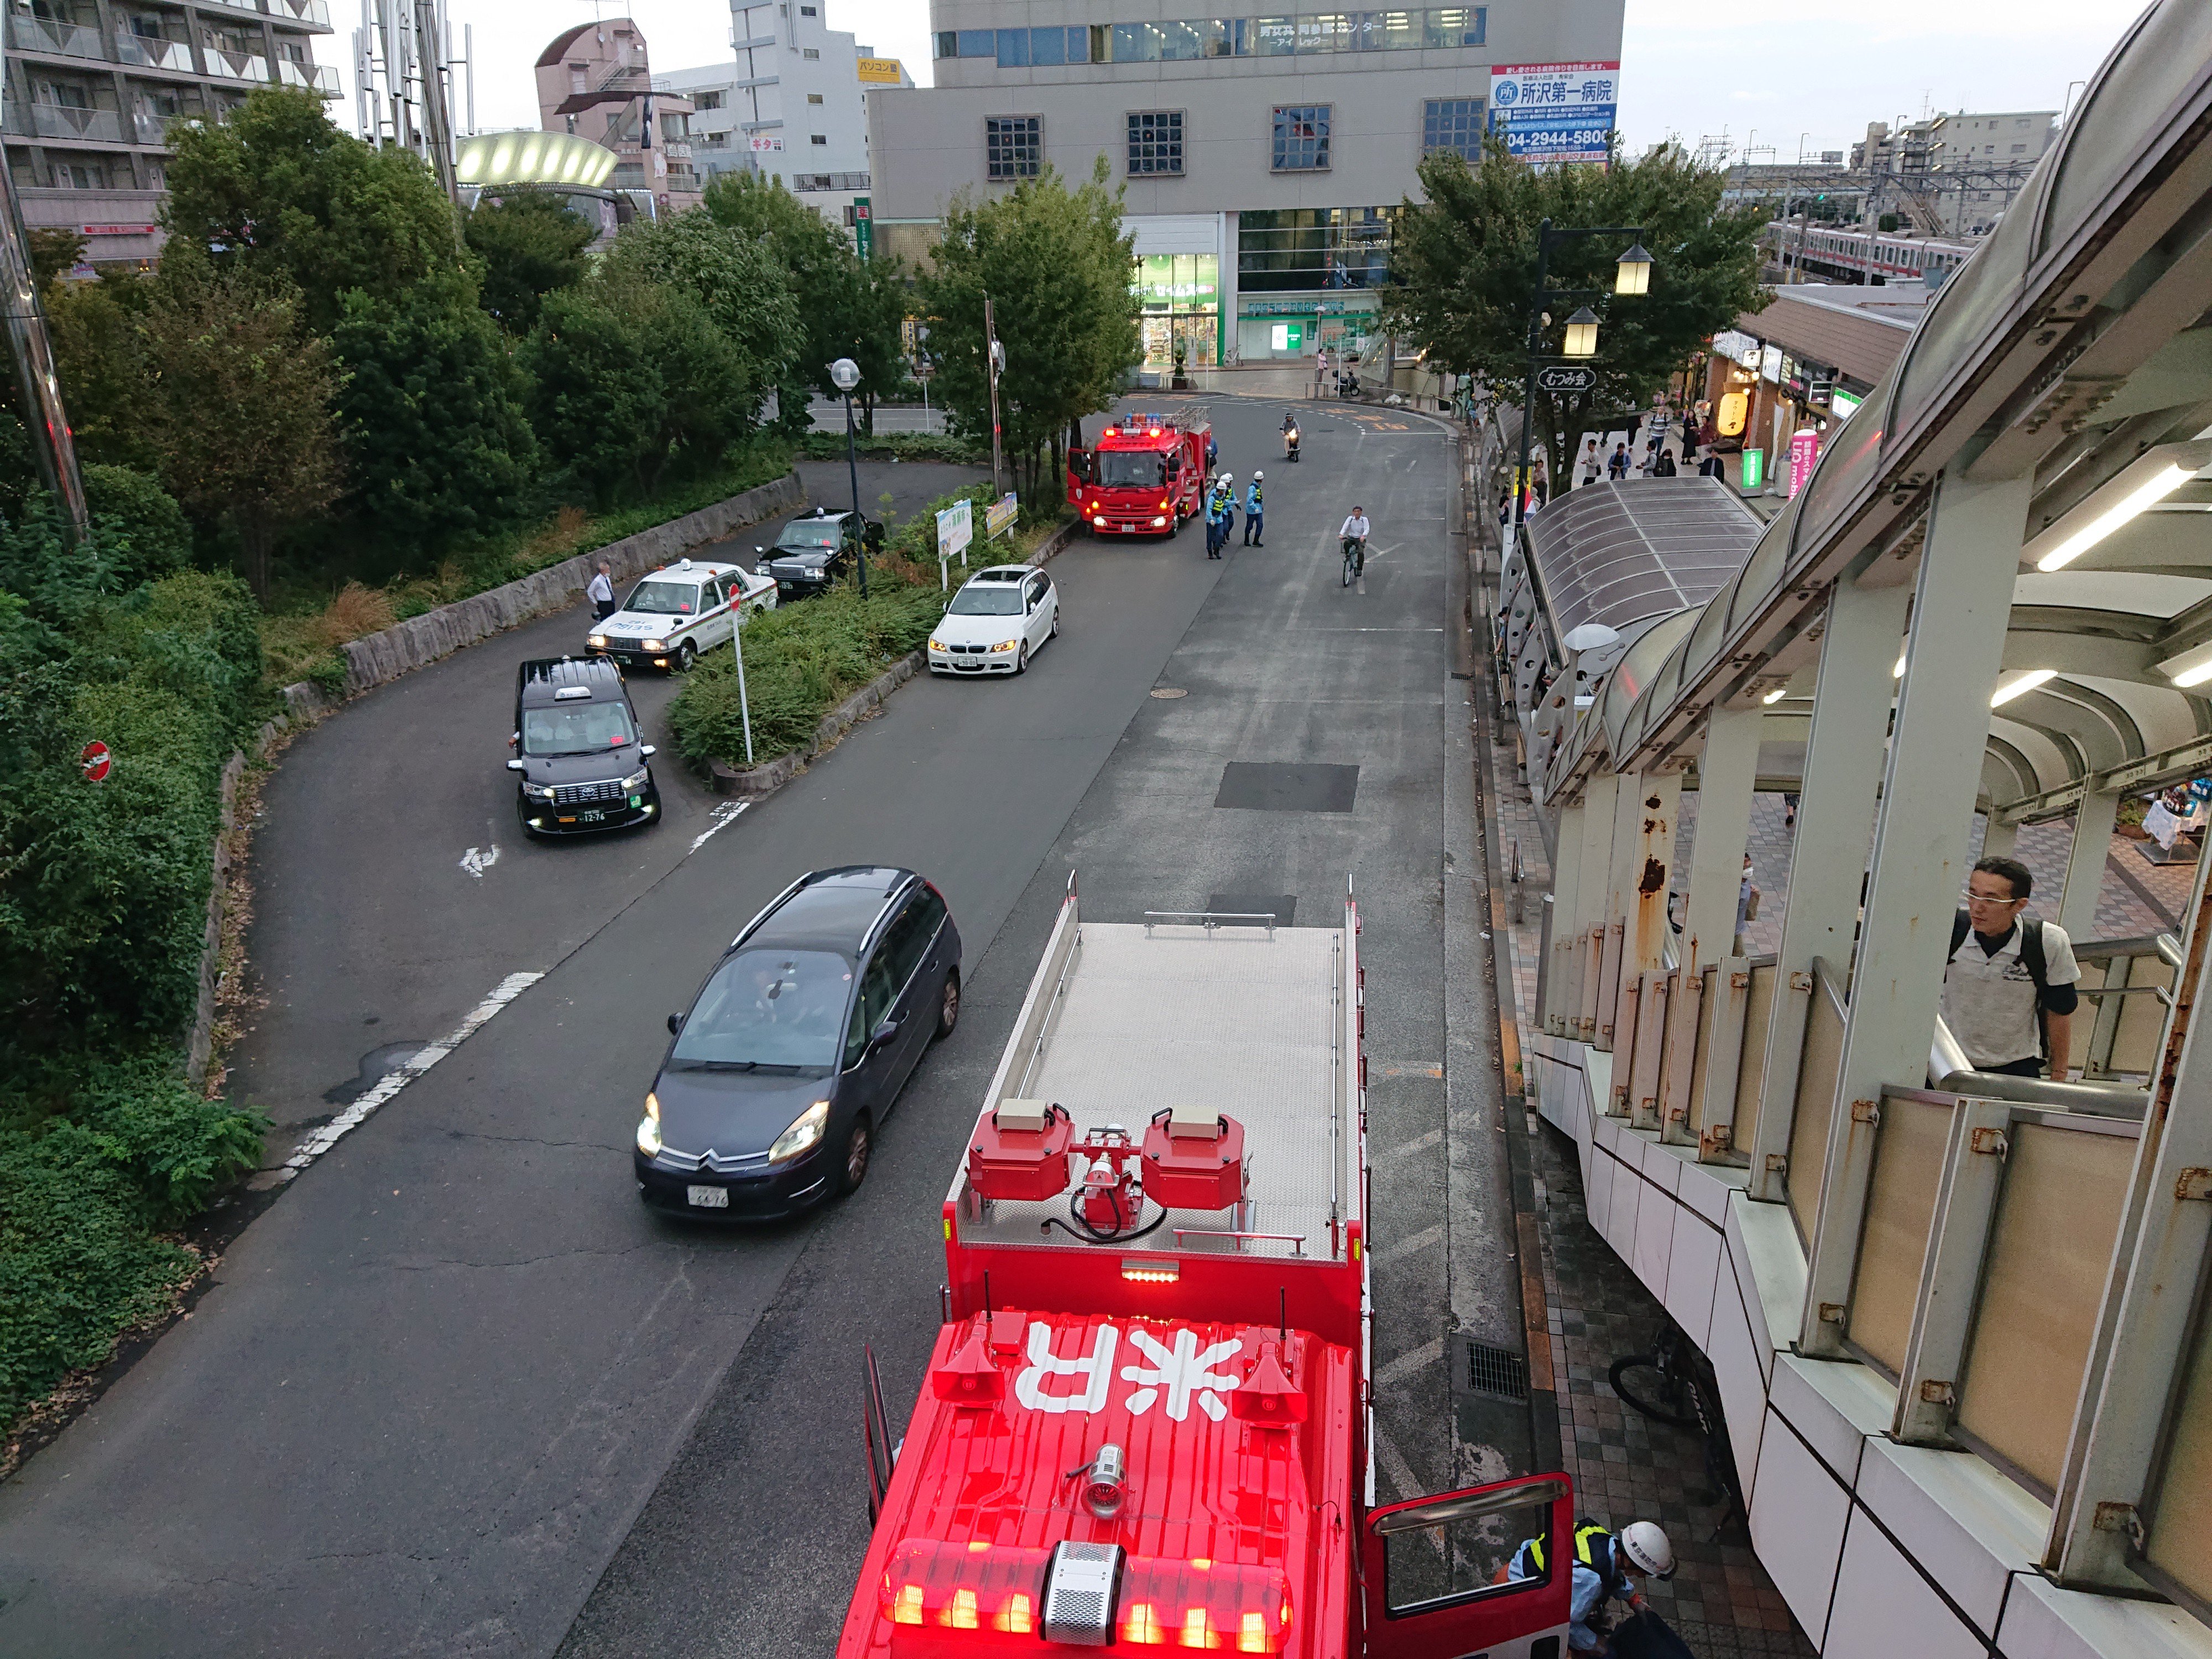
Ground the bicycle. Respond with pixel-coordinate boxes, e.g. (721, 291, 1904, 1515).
(1340, 535, 1366, 587)
(1609, 1318, 1746, 1536)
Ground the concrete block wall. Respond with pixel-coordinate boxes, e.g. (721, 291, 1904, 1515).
(1526, 1030, 2212, 1659)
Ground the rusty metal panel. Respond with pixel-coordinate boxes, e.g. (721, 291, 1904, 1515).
(1659, 955, 1705, 1146)
(1629, 969, 1669, 1131)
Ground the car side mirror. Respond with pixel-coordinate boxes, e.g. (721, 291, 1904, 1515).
(667, 1012, 685, 1035)
(641, 744, 656, 758)
(507, 758, 524, 772)
(869, 1015, 902, 1048)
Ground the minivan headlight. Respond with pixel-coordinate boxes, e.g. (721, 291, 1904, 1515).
(636, 1091, 662, 1157)
(622, 767, 650, 792)
(768, 1100, 831, 1164)
(525, 782, 556, 801)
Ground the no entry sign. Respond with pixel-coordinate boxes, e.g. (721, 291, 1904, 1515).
(80, 739, 110, 782)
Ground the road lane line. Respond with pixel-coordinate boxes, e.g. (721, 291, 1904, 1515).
(1378, 1224, 1445, 1264)
(1375, 1128, 1444, 1165)
(280, 970, 544, 1178)
(688, 799, 750, 854)
(1376, 1337, 1446, 1387)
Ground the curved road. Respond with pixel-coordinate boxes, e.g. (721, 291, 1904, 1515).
(0, 405, 1509, 1657)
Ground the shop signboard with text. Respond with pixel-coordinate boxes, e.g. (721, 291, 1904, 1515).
(1489, 61, 1619, 165)
(1788, 428, 1820, 498)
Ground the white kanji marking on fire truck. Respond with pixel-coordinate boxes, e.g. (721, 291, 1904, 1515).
(1014, 1321, 1120, 1414)
(1120, 1328, 1241, 1422)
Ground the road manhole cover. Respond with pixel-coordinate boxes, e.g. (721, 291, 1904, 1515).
(1150, 687, 1187, 698)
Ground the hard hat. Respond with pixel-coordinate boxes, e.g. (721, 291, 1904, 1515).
(1253, 469, 1264, 480)
(1223, 472, 1235, 483)
(1618, 1521, 1674, 1580)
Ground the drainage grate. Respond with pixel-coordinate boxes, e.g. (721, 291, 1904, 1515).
(1467, 1340, 1530, 1401)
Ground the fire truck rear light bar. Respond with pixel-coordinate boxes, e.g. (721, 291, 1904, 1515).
(1121, 1259, 1179, 1282)
(1043, 1541, 1124, 1646)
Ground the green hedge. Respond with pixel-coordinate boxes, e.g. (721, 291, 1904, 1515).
(668, 583, 947, 765)
(0, 493, 271, 1433)
(797, 430, 985, 465)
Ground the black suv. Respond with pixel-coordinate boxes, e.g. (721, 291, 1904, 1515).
(755, 507, 883, 597)
(633, 866, 962, 1219)
(508, 657, 661, 837)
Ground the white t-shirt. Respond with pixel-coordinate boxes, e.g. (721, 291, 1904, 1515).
(1341, 514, 1370, 539)
(1940, 919, 2080, 1067)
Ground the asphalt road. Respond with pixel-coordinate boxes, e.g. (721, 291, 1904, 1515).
(0, 405, 1499, 1657)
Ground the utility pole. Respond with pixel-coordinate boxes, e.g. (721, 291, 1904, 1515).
(984, 294, 1004, 499)
(0, 85, 87, 545)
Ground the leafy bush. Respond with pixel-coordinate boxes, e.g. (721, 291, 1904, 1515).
(669, 585, 947, 766)
(797, 431, 987, 465)
(0, 1060, 265, 1424)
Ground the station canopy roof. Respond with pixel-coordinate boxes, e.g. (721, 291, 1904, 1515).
(457, 129, 618, 192)
(1522, 477, 1765, 648)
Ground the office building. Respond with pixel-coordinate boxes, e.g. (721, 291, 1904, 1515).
(655, 2, 910, 233)
(1853, 109, 2055, 235)
(536, 19, 699, 213)
(869, 3, 1625, 373)
(3, 0, 336, 268)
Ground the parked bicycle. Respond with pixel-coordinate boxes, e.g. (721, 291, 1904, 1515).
(1609, 1318, 1745, 1536)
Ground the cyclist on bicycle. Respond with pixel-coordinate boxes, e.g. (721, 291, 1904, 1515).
(1505, 1519, 1673, 1653)
(1340, 505, 1370, 578)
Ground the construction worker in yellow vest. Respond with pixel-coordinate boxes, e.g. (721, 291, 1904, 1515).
(1507, 1517, 1674, 1653)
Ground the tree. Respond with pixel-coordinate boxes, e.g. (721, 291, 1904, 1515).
(1384, 137, 1768, 481)
(45, 272, 158, 473)
(920, 158, 1140, 500)
(28, 229, 86, 289)
(136, 252, 343, 598)
(161, 85, 467, 335)
(599, 209, 801, 430)
(330, 272, 536, 552)
(466, 193, 595, 334)
(703, 175, 909, 433)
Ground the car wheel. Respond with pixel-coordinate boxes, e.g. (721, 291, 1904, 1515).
(1014, 643, 1029, 675)
(1049, 607, 1060, 639)
(837, 1117, 873, 1196)
(935, 970, 961, 1040)
(675, 640, 697, 674)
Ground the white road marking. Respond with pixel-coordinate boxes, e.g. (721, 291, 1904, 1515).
(1372, 1425, 1424, 1501)
(1376, 1337, 1446, 1387)
(1375, 1128, 1444, 1165)
(460, 844, 500, 879)
(688, 799, 750, 854)
(1379, 1224, 1446, 1264)
(280, 971, 544, 1178)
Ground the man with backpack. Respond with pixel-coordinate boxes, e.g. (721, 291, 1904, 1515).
(1942, 855, 2082, 1079)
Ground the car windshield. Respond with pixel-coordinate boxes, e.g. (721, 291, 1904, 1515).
(625, 580, 702, 616)
(778, 520, 843, 548)
(521, 702, 635, 756)
(1096, 451, 1167, 489)
(670, 948, 852, 1069)
(948, 585, 1024, 616)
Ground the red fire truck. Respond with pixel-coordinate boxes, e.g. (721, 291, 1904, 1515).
(1067, 412, 1211, 538)
(837, 879, 1575, 1658)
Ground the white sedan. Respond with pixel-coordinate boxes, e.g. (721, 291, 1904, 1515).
(927, 565, 1060, 676)
(586, 557, 776, 672)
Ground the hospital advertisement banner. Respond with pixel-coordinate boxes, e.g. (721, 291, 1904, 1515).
(1489, 61, 1620, 166)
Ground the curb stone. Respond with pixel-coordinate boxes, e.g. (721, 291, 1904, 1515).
(705, 515, 1083, 802)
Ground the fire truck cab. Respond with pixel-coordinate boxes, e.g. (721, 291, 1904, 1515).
(1067, 412, 1211, 538)
(838, 880, 1576, 1658)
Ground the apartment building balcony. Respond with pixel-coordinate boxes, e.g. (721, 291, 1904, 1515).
(3, 102, 129, 145)
(7, 13, 107, 61)
(112, 27, 196, 72)
(202, 46, 272, 84)
(275, 58, 337, 93)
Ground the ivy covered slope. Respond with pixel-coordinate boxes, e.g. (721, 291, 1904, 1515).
(0, 478, 269, 1432)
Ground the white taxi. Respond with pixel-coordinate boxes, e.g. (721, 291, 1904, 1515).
(927, 565, 1060, 676)
(586, 558, 777, 672)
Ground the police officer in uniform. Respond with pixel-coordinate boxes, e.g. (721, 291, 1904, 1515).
(1243, 471, 1265, 545)
(1507, 1517, 1674, 1653)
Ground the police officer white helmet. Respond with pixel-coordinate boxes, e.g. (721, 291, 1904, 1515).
(1618, 1521, 1674, 1580)
(1253, 469, 1264, 481)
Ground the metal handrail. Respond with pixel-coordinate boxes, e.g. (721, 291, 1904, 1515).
(1172, 1228, 1306, 1255)
(1142, 910, 1277, 940)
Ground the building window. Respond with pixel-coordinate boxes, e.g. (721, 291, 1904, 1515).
(1127, 109, 1183, 175)
(807, 92, 823, 103)
(799, 3, 815, 12)
(997, 28, 1027, 67)
(1425, 6, 1485, 46)
(694, 88, 723, 111)
(1421, 97, 1485, 159)
(935, 30, 956, 58)
(957, 29, 992, 59)
(986, 115, 1041, 180)
(1272, 105, 1330, 171)
(1239, 207, 1396, 292)
(811, 133, 826, 144)
(801, 47, 818, 59)
(1031, 25, 1066, 65)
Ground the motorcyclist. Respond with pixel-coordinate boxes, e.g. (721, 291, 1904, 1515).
(1281, 412, 1301, 461)
(1243, 472, 1265, 546)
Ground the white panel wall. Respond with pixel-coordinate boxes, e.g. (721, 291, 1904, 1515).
(1749, 1411, 1854, 1642)
(1825, 1511, 1989, 1659)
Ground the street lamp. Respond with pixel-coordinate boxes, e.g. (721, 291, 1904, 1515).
(1508, 218, 1651, 548)
(1614, 242, 1653, 296)
(828, 355, 869, 598)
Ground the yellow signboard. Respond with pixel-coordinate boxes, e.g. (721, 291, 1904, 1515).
(857, 57, 903, 84)
(1717, 389, 1749, 438)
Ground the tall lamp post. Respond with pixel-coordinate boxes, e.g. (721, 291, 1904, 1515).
(1509, 220, 1652, 548)
(829, 356, 869, 598)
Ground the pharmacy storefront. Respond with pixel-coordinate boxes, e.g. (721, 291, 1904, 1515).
(1129, 215, 1228, 374)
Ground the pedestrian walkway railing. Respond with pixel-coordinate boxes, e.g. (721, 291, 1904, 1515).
(2075, 933, 2181, 1083)
(1849, 1087, 2142, 1501)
